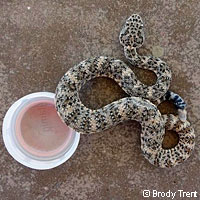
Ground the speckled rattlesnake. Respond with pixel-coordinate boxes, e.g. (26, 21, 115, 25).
(55, 14, 195, 168)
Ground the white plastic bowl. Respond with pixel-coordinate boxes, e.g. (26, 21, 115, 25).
(2, 92, 80, 170)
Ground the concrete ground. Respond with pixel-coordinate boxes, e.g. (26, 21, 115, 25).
(0, 0, 200, 199)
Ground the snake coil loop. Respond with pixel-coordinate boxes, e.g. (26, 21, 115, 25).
(55, 14, 195, 168)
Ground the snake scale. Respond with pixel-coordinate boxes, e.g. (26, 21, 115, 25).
(55, 14, 195, 168)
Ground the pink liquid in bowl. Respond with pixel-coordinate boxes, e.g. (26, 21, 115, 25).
(15, 100, 73, 158)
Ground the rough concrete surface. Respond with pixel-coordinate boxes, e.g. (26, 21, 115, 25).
(0, 0, 200, 199)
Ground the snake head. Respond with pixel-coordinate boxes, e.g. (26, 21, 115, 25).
(119, 14, 145, 49)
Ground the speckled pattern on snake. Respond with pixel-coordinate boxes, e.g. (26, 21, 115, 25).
(55, 14, 195, 168)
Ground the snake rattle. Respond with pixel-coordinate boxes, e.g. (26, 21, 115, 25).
(55, 14, 195, 168)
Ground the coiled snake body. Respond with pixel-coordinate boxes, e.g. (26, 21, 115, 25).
(55, 14, 195, 168)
